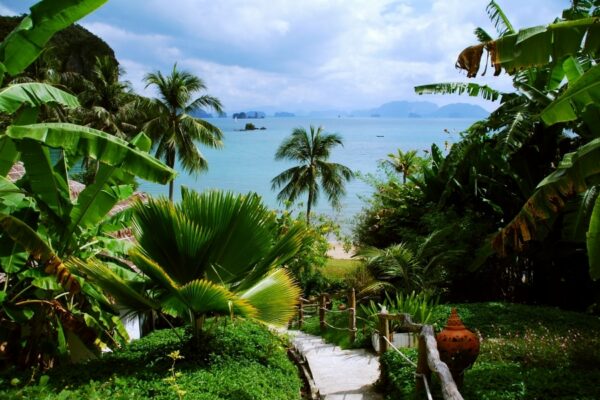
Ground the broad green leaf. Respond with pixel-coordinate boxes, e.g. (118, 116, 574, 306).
(0, 137, 19, 177)
(129, 132, 152, 153)
(3, 305, 34, 322)
(541, 63, 600, 125)
(414, 82, 503, 101)
(17, 139, 70, 220)
(587, 195, 600, 280)
(65, 164, 118, 244)
(0, 176, 26, 213)
(55, 317, 68, 358)
(0, 213, 55, 261)
(562, 56, 584, 84)
(0, 83, 79, 114)
(0, 251, 28, 274)
(0, 0, 108, 77)
(0, 291, 6, 304)
(490, 138, 600, 279)
(6, 123, 176, 184)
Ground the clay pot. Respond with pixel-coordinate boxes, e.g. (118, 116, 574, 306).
(435, 308, 480, 386)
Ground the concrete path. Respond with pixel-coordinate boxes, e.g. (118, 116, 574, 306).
(287, 330, 383, 400)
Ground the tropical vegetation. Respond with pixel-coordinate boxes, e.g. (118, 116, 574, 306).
(272, 125, 354, 224)
(0, 320, 302, 400)
(78, 189, 306, 338)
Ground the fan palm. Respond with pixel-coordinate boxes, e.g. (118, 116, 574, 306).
(271, 125, 354, 224)
(141, 64, 224, 200)
(77, 189, 306, 338)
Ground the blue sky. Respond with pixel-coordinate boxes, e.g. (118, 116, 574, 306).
(1, 0, 567, 113)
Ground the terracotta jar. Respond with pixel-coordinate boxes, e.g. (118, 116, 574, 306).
(435, 308, 480, 386)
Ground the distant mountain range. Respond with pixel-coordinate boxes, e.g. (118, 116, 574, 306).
(352, 101, 489, 119)
(197, 101, 490, 119)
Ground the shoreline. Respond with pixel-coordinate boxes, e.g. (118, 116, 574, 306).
(327, 241, 356, 260)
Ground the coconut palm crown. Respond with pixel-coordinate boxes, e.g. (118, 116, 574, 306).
(271, 125, 354, 224)
(78, 189, 306, 337)
(141, 64, 224, 200)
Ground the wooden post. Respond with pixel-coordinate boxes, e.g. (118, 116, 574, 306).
(416, 329, 431, 392)
(319, 294, 326, 331)
(349, 288, 356, 343)
(378, 311, 389, 354)
(298, 298, 304, 329)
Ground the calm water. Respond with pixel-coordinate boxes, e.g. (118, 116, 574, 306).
(138, 117, 476, 230)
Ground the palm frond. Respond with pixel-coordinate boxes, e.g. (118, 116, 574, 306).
(239, 269, 300, 326)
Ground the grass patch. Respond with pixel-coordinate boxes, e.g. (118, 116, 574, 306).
(380, 302, 600, 400)
(1, 320, 301, 400)
(321, 258, 361, 280)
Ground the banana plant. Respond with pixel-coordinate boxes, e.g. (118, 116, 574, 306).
(449, 2, 600, 279)
(0, 0, 177, 369)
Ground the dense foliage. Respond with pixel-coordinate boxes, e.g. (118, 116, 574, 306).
(0, 320, 302, 400)
(355, 1, 600, 309)
(0, 16, 116, 82)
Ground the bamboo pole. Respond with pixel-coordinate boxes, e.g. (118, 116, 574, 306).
(349, 288, 356, 343)
(298, 297, 304, 329)
(319, 294, 326, 331)
(378, 312, 389, 354)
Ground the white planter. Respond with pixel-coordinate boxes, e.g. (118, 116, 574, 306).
(371, 332, 418, 352)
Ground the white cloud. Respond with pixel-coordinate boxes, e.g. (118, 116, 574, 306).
(76, 0, 567, 111)
(0, 5, 17, 16)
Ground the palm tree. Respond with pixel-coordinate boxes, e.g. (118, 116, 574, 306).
(386, 149, 419, 183)
(141, 64, 224, 201)
(77, 189, 306, 339)
(271, 125, 354, 224)
(76, 56, 137, 138)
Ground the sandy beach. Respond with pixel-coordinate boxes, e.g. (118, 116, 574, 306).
(327, 242, 356, 259)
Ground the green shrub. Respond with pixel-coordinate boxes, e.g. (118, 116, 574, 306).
(0, 320, 301, 400)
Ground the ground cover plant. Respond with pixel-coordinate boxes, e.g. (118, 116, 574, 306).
(0, 319, 302, 400)
(379, 302, 600, 400)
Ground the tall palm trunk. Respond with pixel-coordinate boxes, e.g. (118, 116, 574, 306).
(306, 188, 313, 225)
(167, 150, 175, 201)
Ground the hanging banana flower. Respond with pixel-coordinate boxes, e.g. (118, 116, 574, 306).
(0, 214, 80, 294)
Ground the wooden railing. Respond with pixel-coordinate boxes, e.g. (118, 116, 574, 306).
(294, 289, 358, 343)
(378, 312, 464, 400)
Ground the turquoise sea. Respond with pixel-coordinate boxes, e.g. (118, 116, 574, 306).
(138, 117, 477, 230)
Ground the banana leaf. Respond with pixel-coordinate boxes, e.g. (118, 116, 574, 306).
(5, 123, 176, 184)
(0, 83, 79, 114)
(586, 195, 600, 279)
(541, 63, 600, 125)
(490, 138, 600, 266)
(414, 82, 503, 101)
(17, 139, 70, 221)
(0, 0, 108, 79)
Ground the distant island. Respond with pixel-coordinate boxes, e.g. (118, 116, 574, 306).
(232, 111, 265, 119)
(274, 112, 295, 117)
(230, 101, 489, 119)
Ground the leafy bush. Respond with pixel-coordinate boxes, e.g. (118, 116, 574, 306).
(0, 320, 301, 400)
(360, 291, 440, 327)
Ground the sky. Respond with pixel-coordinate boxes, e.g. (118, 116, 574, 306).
(1, 0, 568, 113)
